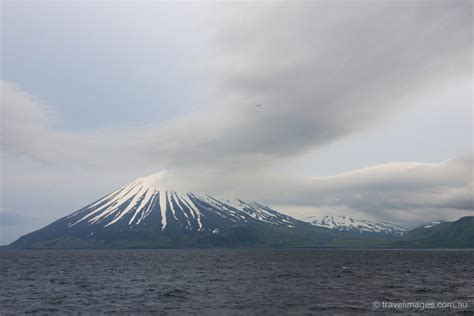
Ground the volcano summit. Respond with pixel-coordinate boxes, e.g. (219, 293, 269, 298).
(10, 174, 328, 248)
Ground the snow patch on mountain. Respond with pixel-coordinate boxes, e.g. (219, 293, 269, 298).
(304, 215, 408, 235)
(421, 220, 443, 229)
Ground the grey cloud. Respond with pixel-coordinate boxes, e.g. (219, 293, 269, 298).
(1, 1, 472, 234)
(267, 155, 473, 226)
(194, 1, 471, 162)
(2, 2, 471, 173)
(1, 80, 472, 229)
(148, 0, 472, 174)
(1, 81, 153, 169)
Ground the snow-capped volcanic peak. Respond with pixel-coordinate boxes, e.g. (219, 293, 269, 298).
(304, 215, 408, 235)
(66, 173, 300, 232)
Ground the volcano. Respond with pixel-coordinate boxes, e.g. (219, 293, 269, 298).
(10, 174, 331, 248)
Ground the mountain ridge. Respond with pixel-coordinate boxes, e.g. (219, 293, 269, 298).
(8, 174, 473, 249)
(393, 216, 474, 248)
(304, 215, 408, 236)
(10, 174, 324, 248)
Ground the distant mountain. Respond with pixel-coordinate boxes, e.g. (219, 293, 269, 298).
(393, 216, 474, 248)
(10, 174, 334, 248)
(8, 173, 473, 249)
(304, 215, 407, 236)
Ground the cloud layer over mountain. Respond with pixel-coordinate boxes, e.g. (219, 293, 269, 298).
(1, 1, 472, 242)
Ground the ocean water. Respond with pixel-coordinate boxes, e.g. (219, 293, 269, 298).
(0, 249, 473, 315)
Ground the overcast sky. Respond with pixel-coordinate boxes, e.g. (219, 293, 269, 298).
(1, 0, 472, 244)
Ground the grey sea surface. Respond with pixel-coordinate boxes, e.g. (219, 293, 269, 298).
(0, 249, 473, 315)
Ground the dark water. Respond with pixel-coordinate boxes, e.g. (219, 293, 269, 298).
(0, 249, 473, 315)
